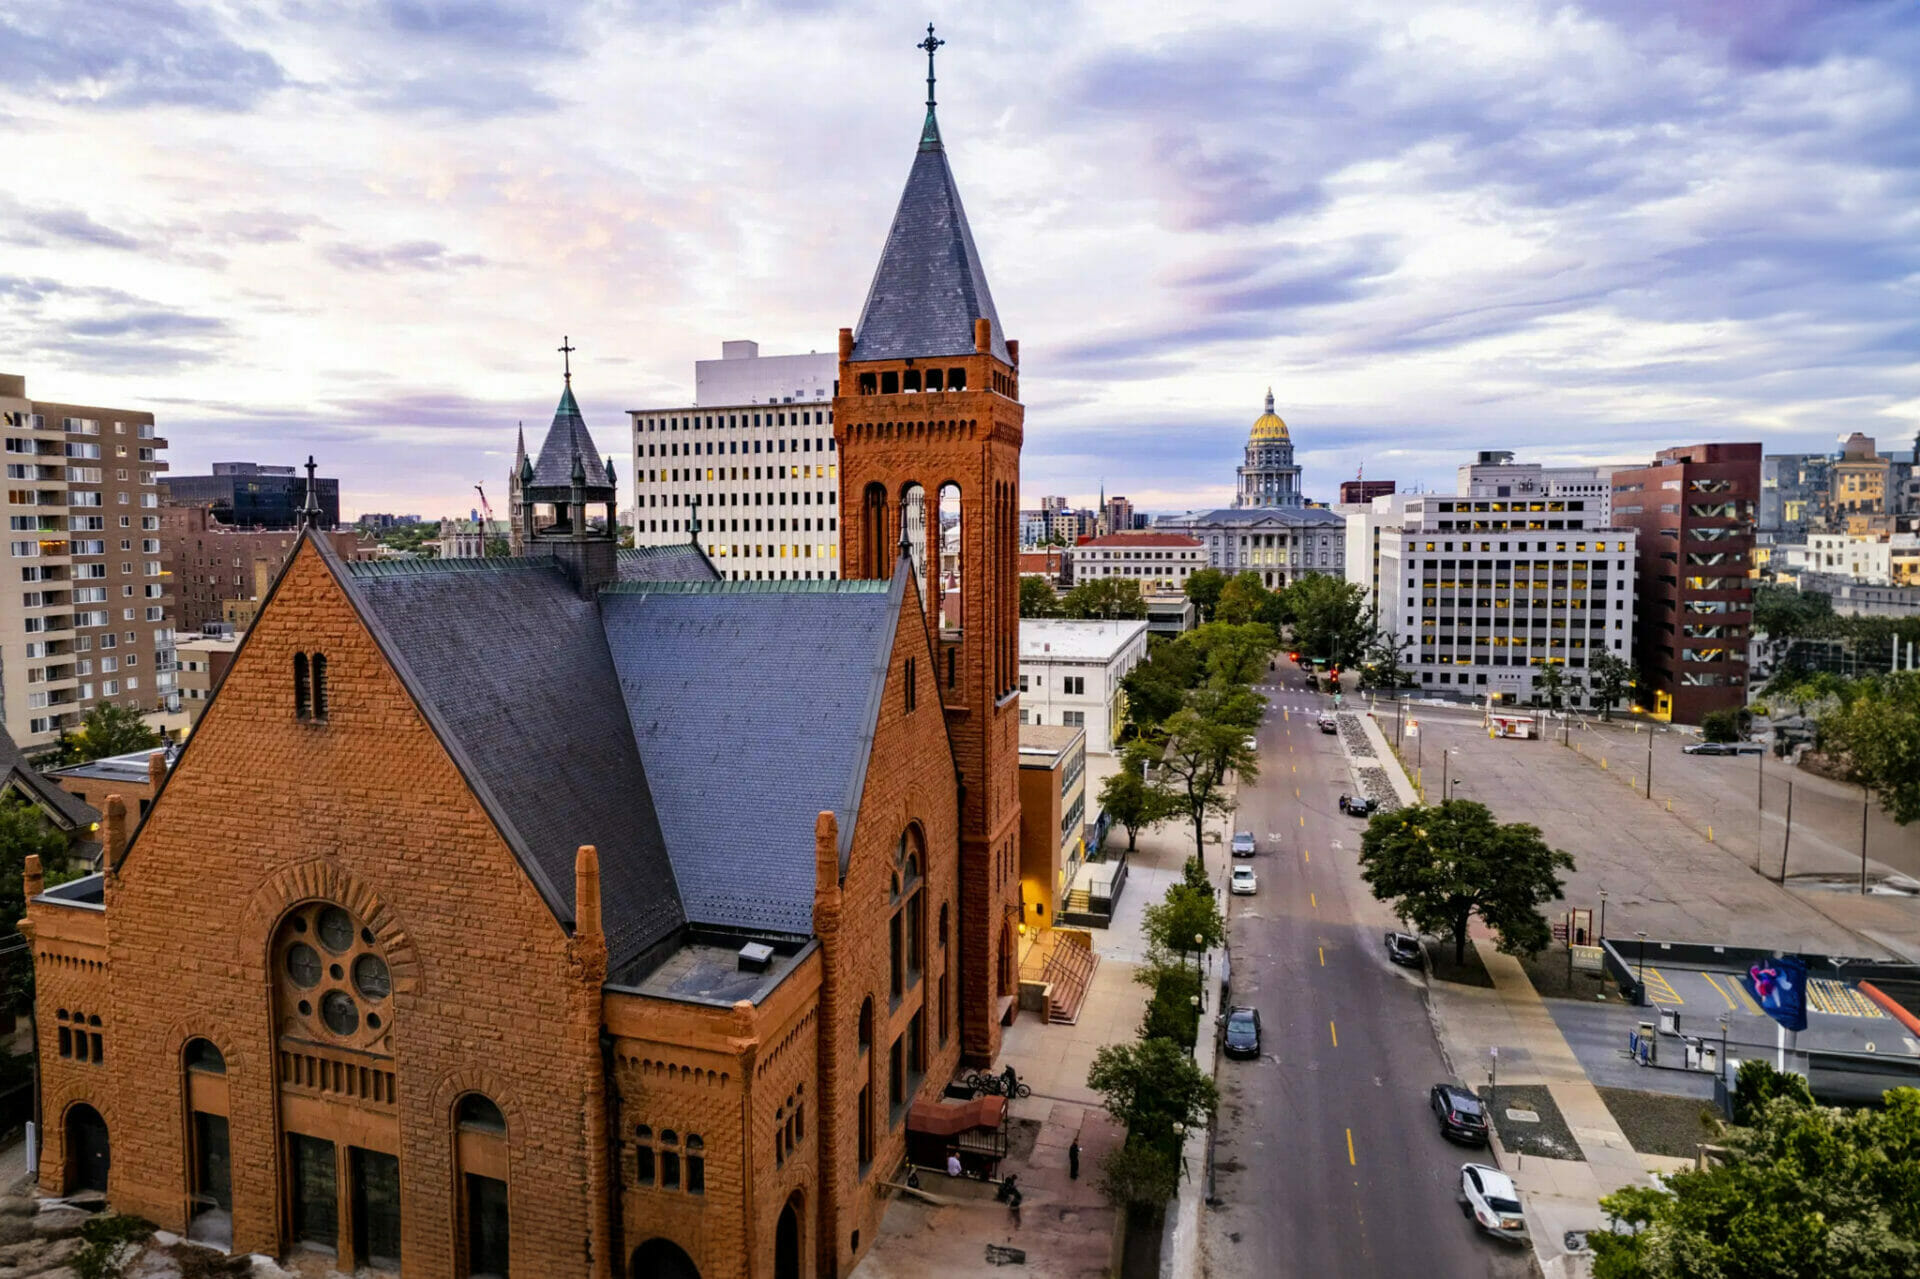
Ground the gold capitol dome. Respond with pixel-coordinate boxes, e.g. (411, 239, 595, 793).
(1249, 387, 1289, 442)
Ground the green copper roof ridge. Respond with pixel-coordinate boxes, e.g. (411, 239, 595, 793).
(346, 556, 555, 579)
(599, 579, 890, 596)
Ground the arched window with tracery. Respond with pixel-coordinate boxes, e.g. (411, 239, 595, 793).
(271, 901, 401, 1268)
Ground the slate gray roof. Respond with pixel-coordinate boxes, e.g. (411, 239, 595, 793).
(617, 543, 719, 583)
(600, 571, 902, 934)
(312, 537, 914, 963)
(529, 382, 615, 496)
(332, 549, 685, 967)
(851, 134, 1009, 365)
(0, 725, 96, 830)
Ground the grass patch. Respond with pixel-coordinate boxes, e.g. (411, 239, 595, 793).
(1596, 1086, 1723, 1160)
(1516, 943, 1616, 1002)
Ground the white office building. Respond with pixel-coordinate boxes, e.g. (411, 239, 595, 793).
(629, 342, 841, 581)
(1019, 618, 1150, 754)
(1068, 533, 1206, 592)
(1356, 472, 1638, 704)
(1457, 451, 1615, 525)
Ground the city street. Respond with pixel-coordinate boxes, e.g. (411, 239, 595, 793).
(1203, 678, 1534, 1279)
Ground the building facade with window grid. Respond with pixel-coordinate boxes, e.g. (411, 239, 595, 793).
(1371, 493, 1638, 706)
(1154, 505, 1348, 589)
(1068, 532, 1204, 591)
(1017, 618, 1149, 754)
(0, 372, 175, 751)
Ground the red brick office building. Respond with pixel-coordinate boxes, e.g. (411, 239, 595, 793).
(24, 46, 1024, 1279)
(1611, 443, 1762, 724)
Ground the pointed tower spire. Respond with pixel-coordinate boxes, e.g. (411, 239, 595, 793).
(1265, 387, 1276, 415)
(300, 455, 322, 529)
(918, 23, 945, 152)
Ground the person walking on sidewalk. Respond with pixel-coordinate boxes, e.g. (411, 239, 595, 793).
(1069, 1139, 1080, 1180)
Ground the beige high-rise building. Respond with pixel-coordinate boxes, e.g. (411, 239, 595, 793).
(0, 373, 175, 752)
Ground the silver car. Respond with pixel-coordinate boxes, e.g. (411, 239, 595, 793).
(1230, 831, 1256, 857)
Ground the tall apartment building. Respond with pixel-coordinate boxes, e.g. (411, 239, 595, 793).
(164, 461, 339, 530)
(628, 342, 841, 580)
(0, 373, 175, 751)
(1612, 443, 1762, 724)
(1366, 467, 1637, 705)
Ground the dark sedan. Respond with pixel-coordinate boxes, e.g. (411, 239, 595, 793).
(1223, 1006, 1262, 1059)
(1385, 932, 1423, 967)
(1339, 794, 1378, 817)
(1430, 1083, 1490, 1145)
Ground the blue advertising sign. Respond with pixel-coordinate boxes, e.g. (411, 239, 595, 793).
(1747, 956, 1810, 1034)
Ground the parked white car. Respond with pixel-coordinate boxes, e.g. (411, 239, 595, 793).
(1459, 1163, 1526, 1240)
(1230, 866, 1257, 895)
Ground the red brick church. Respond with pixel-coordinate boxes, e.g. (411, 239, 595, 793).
(23, 34, 1026, 1279)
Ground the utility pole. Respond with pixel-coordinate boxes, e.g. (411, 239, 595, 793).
(1645, 724, 1654, 800)
(1780, 781, 1795, 883)
(1861, 789, 1871, 895)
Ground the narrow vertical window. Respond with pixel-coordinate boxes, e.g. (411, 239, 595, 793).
(686, 1136, 704, 1195)
(660, 1130, 680, 1191)
(634, 1126, 654, 1185)
(311, 653, 328, 720)
(293, 652, 310, 719)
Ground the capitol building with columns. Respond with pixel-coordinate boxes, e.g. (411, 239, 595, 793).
(1157, 390, 1346, 588)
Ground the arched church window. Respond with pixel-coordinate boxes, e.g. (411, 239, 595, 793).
(457, 1094, 506, 1134)
(293, 653, 309, 719)
(184, 1038, 226, 1074)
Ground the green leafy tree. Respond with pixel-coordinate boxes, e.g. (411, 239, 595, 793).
(1184, 567, 1227, 623)
(1086, 1035, 1219, 1148)
(52, 703, 161, 766)
(1182, 622, 1278, 687)
(1148, 703, 1258, 867)
(1357, 615, 1411, 690)
(1141, 882, 1225, 961)
(1536, 664, 1570, 711)
(1592, 1079, 1920, 1279)
(1752, 583, 1834, 638)
(1214, 572, 1272, 627)
(1358, 800, 1574, 964)
(1060, 577, 1147, 620)
(1730, 1058, 1813, 1127)
(1816, 671, 1920, 824)
(1284, 573, 1370, 667)
(0, 795, 78, 1014)
(1019, 574, 1061, 618)
(1136, 961, 1202, 1045)
(1097, 1139, 1181, 1210)
(1588, 653, 1639, 721)
(1699, 708, 1753, 744)
(1120, 641, 1201, 735)
(1099, 746, 1171, 852)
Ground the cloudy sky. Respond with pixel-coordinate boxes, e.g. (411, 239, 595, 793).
(1, 0, 1915, 519)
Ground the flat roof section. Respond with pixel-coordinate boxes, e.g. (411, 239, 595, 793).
(1018, 723, 1084, 765)
(1019, 618, 1148, 664)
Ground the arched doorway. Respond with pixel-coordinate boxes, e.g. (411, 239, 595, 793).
(775, 1194, 803, 1279)
(632, 1237, 700, 1279)
(65, 1103, 109, 1194)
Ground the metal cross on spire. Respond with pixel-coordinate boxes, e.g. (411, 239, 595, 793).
(559, 335, 576, 383)
(919, 24, 943, 110)
(917, 24, 946, 152)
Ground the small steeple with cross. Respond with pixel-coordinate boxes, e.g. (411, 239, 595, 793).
(918, 23, 945, 152)
(558, 335, 576, 384)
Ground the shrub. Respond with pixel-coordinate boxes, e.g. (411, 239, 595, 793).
(74, 1214, 155, 1279)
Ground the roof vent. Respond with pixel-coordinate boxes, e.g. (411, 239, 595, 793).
(737, 942, 775, 974)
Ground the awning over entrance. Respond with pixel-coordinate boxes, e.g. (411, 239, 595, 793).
(906, 1094, 1005, 1137)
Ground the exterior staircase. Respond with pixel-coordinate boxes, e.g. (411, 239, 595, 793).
(1041, 931, 1099, 1025)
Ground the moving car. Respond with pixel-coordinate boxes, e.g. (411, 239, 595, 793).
(1430, 1083, 1490, 1145)
(1317, 715, 1338, 734)
(1230, 831, 1257, 857)
(1459, 1163, 1527, 1240)
(1682, 741, 1765, 756)
(1222, 1006, 1262, 1059)
(1338, 794, 1378, 817)
(1230, 866, 1257, 895)
(1385, 931, 1423, 966)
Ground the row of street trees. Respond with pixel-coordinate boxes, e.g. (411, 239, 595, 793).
(1086, 860, 1221, 1216)
(1098, 620, 1273, 870)
(1019, 575, 1147, 621)
(1763, 668, 1920, 825)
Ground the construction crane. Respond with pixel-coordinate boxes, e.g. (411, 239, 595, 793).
(474, 484, 499, 554)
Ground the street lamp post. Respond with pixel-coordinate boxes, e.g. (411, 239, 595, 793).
(1645, 725, 1654, 800)
(1598, 889, 1608, 943)
(1188, 994, 1201, 1057)
(1636, 930, 1648, 1006)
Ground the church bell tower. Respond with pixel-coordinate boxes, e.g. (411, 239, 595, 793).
(835, 26, 1023, 1065)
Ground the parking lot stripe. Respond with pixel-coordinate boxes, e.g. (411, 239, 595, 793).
(1330, 1021, 1338, 1047)
(1642, 967, 1684, 1006)
(1702, 973, 1737, 1010)
(1347, 1128, 1356, 1165)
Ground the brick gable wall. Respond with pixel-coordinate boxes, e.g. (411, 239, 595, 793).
(31, 541, 607, 1278)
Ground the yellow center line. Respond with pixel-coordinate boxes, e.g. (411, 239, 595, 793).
(1330, 1020, 1338, 1047)
(1346, 1128, 1356, 1165)
(1299, 815, 1305, 827)
(1310, 892, 1317, 908)
(1303, 849, 1310, 863)
(1319, 946, 1325, 966)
